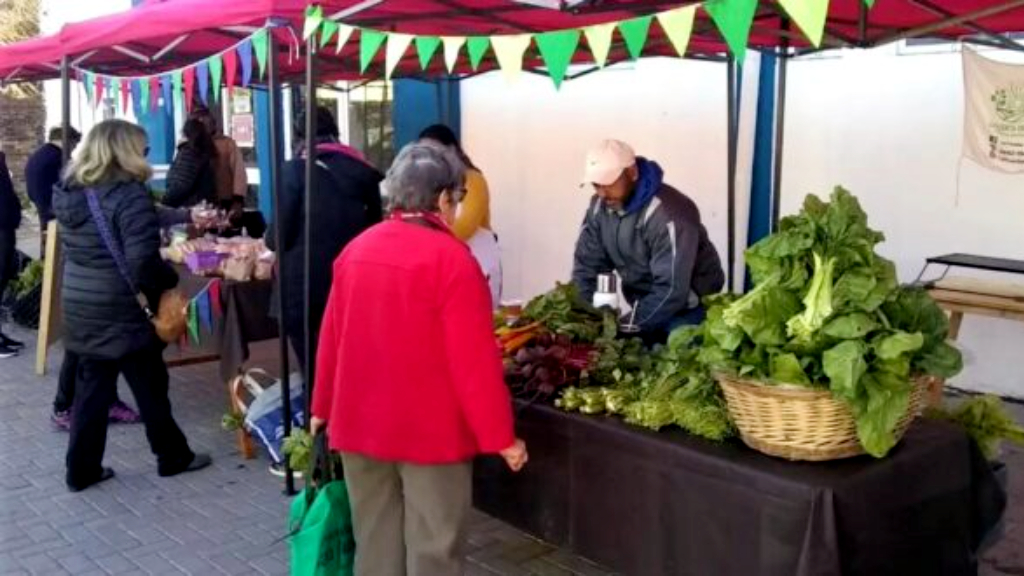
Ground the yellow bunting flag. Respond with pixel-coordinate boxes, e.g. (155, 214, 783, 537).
(335, 24, 355, 54)
(385, 33, 415, 79)
(657, 6, 697, 57)
(584, 23, 615, 67)
(491, 34, 532, 84)
(442, 36, 466, 73)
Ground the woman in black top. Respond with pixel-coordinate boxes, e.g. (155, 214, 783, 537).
(163, 119, 217, 208)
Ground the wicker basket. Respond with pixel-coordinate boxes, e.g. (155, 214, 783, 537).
(718, 375, 940, 461)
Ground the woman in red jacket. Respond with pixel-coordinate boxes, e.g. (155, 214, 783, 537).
(311, 142, 527, 576)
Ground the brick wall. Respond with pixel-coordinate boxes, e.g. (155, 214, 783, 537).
(0, 90, 45, 200)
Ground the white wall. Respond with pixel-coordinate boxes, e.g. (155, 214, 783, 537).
(462, 58, 735, 304)
(782, 45, 1024, 398)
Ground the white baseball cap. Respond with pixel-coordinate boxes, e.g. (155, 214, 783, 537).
(582, 139, 636, 186)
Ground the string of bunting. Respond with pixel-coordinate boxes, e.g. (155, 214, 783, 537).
(76, 27, 271, 114)
(304, 0, 870, 88)
(180, 279, 223, 349)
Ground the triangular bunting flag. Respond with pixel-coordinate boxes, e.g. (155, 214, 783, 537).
(658, 6, 697, 57)
(161, 75, 173, 114)
(238, 39, 254, 87)
(93, 75, 105, 108)
(148, 76, 160, 112)
(82, 72, 93, 103)
(467, 37, 491, 71)
(778, 0, 830, 47)
(197, 60, 210, 106)
(224, 48, 238, 93)
(442, 36, 466, 73)
(864, 0, 875, 6)
(252, 28, 269, 79)
(535, 29, 580, 89)
(120, 79, 130, 115)
(619, 15, 653, 60)
(108, 78, 119, 112)
(360, 29, 387, 73)
(198, 290, 213, 333)
(705, 0, 758, 63)
(209, 55, 223, 102)
(416, 36, 442, 71)
(335, 24, 355, 54)
(303, 5, 324, 41)
(584, 23, 615, 67)
(210, 279, 223, 318)
(172, 70, 183, 114)
(130, 79, 142, 116)
(491, 34, 532, 85)
(138, 78, 150, 114)
(386, 33, 414, 79)
(183, 67, 196, 114)
(187, 301, 200, 344)
(320, 20, 340, 50)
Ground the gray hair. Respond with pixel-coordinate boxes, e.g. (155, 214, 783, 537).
(384, 141, 466, 213)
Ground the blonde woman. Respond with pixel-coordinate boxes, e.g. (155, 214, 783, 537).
(53, 119, 210, 492)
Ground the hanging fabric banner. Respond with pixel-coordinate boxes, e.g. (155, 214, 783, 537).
(335, 24, 355, 54)
(778, 0, 830, 48)
(137, 78, 149, 114)
(491, 35, 532, 85)
(197, 290, 213, 333)
(618, 15, 653, 60)
(210, 279, 223, 318)
(172, 70, 184, 113)
(416, 36, 442, 70)
(658, 6, 697, 57)
(183, 67, 196, 113)
(320, 20, 340, 50)
(224, 48, 239, 93)
(108, 78, 119, 111)
(197, 60, 210, 106)
(963, 49, 1024, 173)
(209, 55, 223, 102)
(442, 36, 466, 73)
(360, 29, 387, 73)
(705, 0, 758, 63)
(187, 301, 200, 345)
(238, 39, 254, 87)
(303, 5, 324, 41)
(584, 23, 615, 68)
(120, 79, 131, 114)
(467, 37, 491, 71)
(93, 75, 105, 108)
(148, 76, 160, 112)
(252, 28, 270, 79)
(82, 71, 93, 104)
(161, 75, 173, 114)
(385, 33, 415, 79)
(535, 29, 580, 89)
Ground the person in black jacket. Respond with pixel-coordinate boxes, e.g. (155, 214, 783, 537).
(163, 119, 217, 208)
(266, 106, 383, 384)
(52, 120, 210, 492)
(0, 151, 23, 358)
(25, 127, 81, 228)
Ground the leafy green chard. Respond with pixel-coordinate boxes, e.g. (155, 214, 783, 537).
(700, 187, 963, 457)
(927, 395, 1024, 459)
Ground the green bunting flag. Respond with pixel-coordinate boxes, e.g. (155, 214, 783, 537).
(252, 28, 269, 79)
(535, 29, 580, 89)
(467, 36, 491, 71)
(416, 36, 442, 70)
(83, 72, 94, 103)
(321, 20, 340, 50)
(139, 77, 150, 112)
(864, 0, 875, 6)
(187, 301, 200, 345)
(778, 0, 830, 48)
(584, 23, 615, 67)
(360, 29, 387, 73)
(209, 55, 223, 102)
(171, 70, 183, 113)
(705, 0, 759, 63)
(618, 15, 653, 60)
(657, 6, 696, 57)
(303, 5, 324, 41)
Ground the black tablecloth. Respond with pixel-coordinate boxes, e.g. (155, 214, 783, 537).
(167, 267, 278, 380)
(474, 402, 1006, 576)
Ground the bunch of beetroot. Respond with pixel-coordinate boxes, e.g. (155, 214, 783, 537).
(504, 333, 595, 404)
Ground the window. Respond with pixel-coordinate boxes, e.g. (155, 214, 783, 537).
(346, 81, 394, 170)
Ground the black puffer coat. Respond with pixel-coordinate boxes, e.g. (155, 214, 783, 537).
(53, 180, 178, 359)
(163, 144, 217, 208)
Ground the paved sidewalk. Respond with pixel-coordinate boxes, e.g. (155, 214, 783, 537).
(0, 323, 1020, 575)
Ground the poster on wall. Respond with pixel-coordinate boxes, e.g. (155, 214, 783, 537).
(231, 114, 255, 148)
(963, 49, 1024, 173)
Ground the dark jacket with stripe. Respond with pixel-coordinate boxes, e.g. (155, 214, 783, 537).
(572, 158, 725, 332)
(53, 179, 178, 359)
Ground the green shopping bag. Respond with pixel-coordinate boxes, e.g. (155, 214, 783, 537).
(289, 432, 355, 576)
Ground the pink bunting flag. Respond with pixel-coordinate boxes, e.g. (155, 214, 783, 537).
(149, 76, 161, 112)
(120, 79, 130, 115)
(183, 67, 196, 114)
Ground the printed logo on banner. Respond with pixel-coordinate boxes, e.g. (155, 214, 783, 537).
(963, 49, 1024, 172)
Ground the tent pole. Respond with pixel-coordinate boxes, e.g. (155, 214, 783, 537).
(268, 29, 295, 496)
(60, 56, 71, 162)
(726, 55, 737, 293)
(771, 44, 789, 233)
(303, 37, 318, 429)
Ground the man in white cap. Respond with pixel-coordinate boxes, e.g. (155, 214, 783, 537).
(571, 139, 724, 339)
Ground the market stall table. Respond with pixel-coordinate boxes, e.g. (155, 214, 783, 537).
(165, 265, 278, 457)
(474, 401, 1005, 576)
